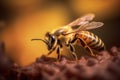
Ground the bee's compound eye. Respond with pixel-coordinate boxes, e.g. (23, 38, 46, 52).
(50, 36, 55, 43)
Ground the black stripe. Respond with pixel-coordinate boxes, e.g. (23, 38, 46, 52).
(96, 42, 105, 51)
(92, 39, 105, 51)
(85, 32, 105, 51)
(97, 46, 105, 51)
(88, 34, 98, 47)
(87, 32, 95, 45)
(95, 39, 102, 48)
(89, 36, 100, 48)
(88, 39, 95, 46)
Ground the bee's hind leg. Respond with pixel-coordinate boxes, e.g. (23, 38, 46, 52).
(79, 38, 96, 57)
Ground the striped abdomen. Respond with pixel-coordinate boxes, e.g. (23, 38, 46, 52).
(78, 31, 105, 51)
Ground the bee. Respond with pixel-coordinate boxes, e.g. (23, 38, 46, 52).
(31, 13, 105, 61)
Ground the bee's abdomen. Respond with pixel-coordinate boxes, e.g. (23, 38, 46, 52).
(79, 31, 105, 51)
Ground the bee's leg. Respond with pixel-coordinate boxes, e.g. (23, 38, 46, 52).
(47, 47, 56, 55)
(69, 44, 78, 61)
(56, 39, 63, 61)
(85, 46, 96, 57)
(56, 46, 61, 61)
(79, 38, 96, 57)
(66, 42, 78, 61)
(65, 36, 78, 61)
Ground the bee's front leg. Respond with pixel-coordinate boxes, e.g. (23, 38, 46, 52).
(47, 46, 61, 61)
(56, 46, 61, 61)
(55, 39, 63, 61)
(47, 47, 56, 55)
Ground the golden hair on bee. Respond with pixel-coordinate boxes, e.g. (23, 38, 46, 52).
(32, 13, 105, 61)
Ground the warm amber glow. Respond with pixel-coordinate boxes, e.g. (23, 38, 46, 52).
(1, 0, 119, 66)
(2, 7, 69, 66)
(71, 0, 119, 18)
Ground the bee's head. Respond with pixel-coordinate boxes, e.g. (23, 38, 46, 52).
(31, 32, 57, 50)
(45, 32, 57, 50)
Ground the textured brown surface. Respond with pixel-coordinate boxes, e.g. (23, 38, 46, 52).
(0, 42, 120, 80)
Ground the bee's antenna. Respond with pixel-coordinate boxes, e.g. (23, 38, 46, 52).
(31, 39, 48, 45)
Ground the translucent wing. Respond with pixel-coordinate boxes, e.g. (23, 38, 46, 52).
(76, 21, 104, 31)
(68, 13, 95, 27)
(64, 21, 104, 35)
(57, 13, 103, 35)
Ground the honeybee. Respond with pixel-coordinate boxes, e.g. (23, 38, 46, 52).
(31, 13, 105, 61)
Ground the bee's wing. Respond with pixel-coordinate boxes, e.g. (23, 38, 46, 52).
(68, 13, 95, 27)
(64, 21, 104, 35)
(76, 21, 104, 31)
(61, 13, 103, 35)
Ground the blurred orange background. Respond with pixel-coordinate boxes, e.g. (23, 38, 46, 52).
(0, 0, 120, 66)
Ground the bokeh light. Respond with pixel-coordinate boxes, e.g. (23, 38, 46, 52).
(70, 0, 119, 19)
(1, 5, 69, 66)
(0, 0, 120, 66)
